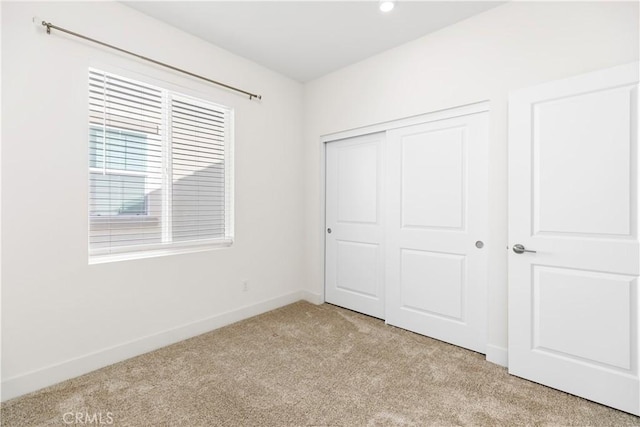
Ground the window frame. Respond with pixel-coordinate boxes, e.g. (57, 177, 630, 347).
(88, 67, 235, 264)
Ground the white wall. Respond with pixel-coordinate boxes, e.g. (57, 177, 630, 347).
(302, 1, 639, 365)
(1, 1, 308, 400)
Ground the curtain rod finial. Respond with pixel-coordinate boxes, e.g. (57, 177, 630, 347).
(34, 17, 53, 34)
(35, 17, 52, 34)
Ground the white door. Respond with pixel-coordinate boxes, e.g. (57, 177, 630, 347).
(325, 133, 385, 319)
(385, 111, 489, 353)
(508, 63, 639, 415)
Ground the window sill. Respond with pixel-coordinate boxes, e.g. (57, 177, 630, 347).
(89, 239, 233, 265)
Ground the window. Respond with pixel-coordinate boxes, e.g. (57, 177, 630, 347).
(88, 69, 233, 261)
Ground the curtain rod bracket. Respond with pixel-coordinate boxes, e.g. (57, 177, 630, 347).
(38, 18, 262, 101)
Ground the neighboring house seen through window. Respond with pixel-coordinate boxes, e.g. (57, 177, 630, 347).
(89, 127, 150, 217)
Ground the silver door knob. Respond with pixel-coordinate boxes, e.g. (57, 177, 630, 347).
(513, 244, 536, 254)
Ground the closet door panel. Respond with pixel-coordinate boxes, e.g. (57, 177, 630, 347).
(325, 133, 385, 319)
(385, 112, 489, 353)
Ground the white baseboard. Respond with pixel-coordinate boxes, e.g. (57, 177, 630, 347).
(486, 344, 508, 367)
(1, 290, 308, 402)
(300, 290, 323, 305)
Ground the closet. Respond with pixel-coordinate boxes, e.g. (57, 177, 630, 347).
(324, 103, 489, 353)
(325, 63, 640, 415)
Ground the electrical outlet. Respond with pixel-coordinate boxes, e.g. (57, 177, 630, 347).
(242, 280, 249, 292)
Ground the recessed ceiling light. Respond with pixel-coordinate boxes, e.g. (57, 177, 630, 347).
(379, 0, 395, 13)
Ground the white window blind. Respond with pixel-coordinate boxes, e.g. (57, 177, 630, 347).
(88, 69, 233, 261)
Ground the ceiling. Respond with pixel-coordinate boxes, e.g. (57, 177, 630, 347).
(123, 1, 504, 82)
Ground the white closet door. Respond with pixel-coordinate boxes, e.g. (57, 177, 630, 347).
(508, 63, 639, 415)
(385, 112, 489, 353)
(325, 133, 385, 319)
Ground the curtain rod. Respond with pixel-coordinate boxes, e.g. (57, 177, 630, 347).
(39, 19, 262, 101)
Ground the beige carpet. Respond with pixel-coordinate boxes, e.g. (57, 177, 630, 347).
(2, 301, 639, 426)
